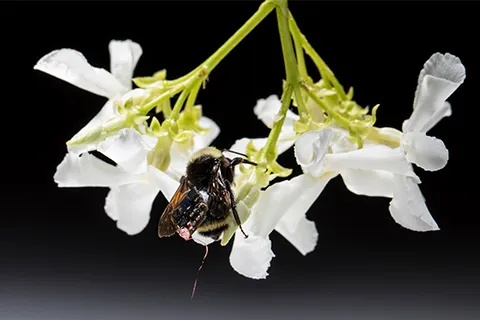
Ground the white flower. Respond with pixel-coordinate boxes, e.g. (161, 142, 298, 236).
(298, 53, 465, 232)
(34, 39, 144, 154)
(225, 135, 335, 279)
(36, 39, 221, 234)
(54, 119, 219, 235)
(227, 53, 465, 278)
(228, 171, 336, 279)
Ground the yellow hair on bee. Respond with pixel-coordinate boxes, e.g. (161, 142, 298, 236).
(196, 219, 230, 233)
(190, 146, 223, 161)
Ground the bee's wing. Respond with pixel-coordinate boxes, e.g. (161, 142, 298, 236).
(158, 177, 190, 238)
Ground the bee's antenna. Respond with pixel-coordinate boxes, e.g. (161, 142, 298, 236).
(222, 149, 248, 158)
(191, 245, 209, 300)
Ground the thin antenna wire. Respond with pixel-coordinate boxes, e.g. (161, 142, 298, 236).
(191, 245, 209, 300)
(222, 149, 248, 158)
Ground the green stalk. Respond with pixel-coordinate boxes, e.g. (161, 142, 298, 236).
(200, 1, 275, 74)
(140, 0, 275, 115)
(260, 85, 293, 161)
(288, 14, 308, 79)
(260, 0, 303, 161)
(169, 87, 190, 120)
(185, 79, 202, 112)
(289, 14, 349, 100)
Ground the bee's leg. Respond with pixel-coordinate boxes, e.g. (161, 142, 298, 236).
(224, 179, 249, 239)
(215, 158, 249, 238)
(231, 201, 249, 239)
(230, 157, 257, 168)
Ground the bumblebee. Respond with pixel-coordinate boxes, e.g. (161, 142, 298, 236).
(158, 147, 257, 242)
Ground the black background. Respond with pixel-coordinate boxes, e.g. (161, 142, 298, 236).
(2, 2, 478, 320)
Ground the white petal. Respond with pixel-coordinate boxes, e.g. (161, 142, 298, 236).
(274, 211, 318, 256)
(229, 138, 266, 155)
(98, 129, 148, 174)
(104, 181, 159, 235)
(230, 172, 336, 276)
(229, 137, 293, 157)
(389, 175, 439, 231)
(54, 153, 133, 187)
(253, 95, 299, 151)
(276, 138, 296, 155)
(66, 90, 149, 155)
(329, 127, 358, 153)
(324, 145, 417, 178)
(167, 145, 190, 181)
(194, 116, 220, 150)
(229, 234, 274, 279)
(403, 132, 449, 171)
(254, 94, 299, 128)
(34, 49, 127, 99)
(273, 173, 337, 255)
(294, 129, 333, 177)
(249, 172, 337, 239)
(114, 88, 150, 107)
(146, 165, 181, 201)
(340, 169, 395, 198)
(108, 39, 142, 90)
(141, 134, 158, 150)
(406, 53, 465, 133)
(415, 101, 452, 134)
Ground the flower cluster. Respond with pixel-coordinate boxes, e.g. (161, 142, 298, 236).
(35, 40, 220, 235)
(35, 0, 465, 281)
(227, 52, 465, 278)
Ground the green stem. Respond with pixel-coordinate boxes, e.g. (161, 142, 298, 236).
(200, 1, 275, 73)
(276, 2, 298, 88)
(260, 85, 294, 161)
(287, 14, 331, 90)
(163, 67, 201, 87)
(169, 87, 190, 120)
(275, 1, 308, 122)
(293, 85, 308, 118)
(141, 0, 275, 115)
(162, 98, 172, 117)
(303, 41, 347, 100)
(289, 13, 349, 99)
(185, 79, 202, 112)
(288, 14, 308, 80)
(259, 0, 301, 161)
(140, 81, 190, 114)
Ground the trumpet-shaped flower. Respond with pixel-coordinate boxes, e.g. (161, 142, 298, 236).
(231, 53, 465, 277)
(34, 39, 145, 154)
(228, 170, 337, 279)
(298, 53, 465, 232)
(54, 119, 219, 235)
(225, 134, 337, 279)
(35, 39, 221, 234)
